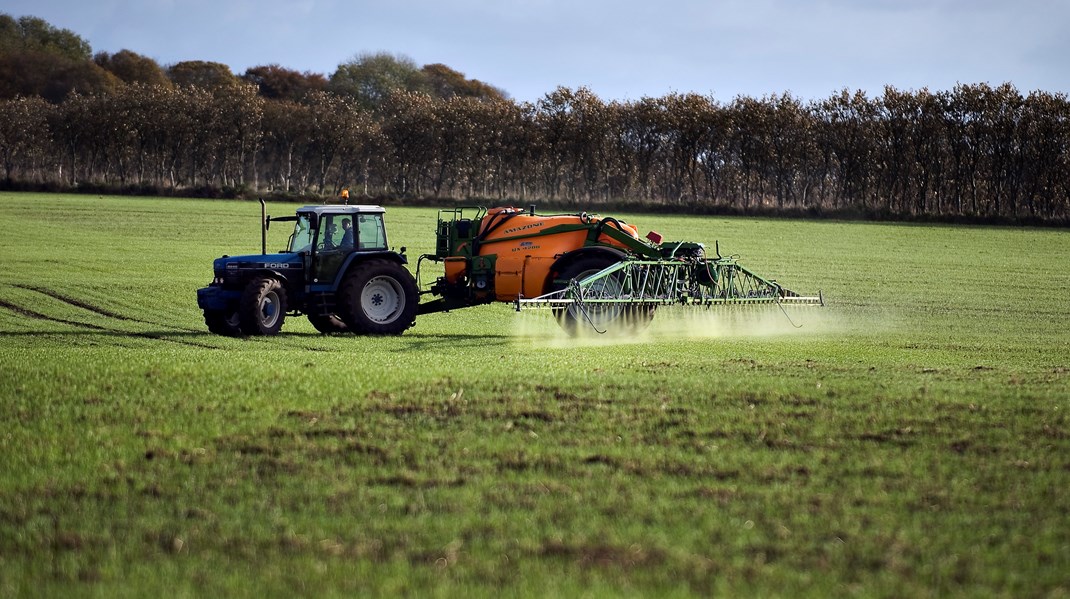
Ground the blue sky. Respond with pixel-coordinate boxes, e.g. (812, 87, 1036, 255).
(6, 0, 1069, 103)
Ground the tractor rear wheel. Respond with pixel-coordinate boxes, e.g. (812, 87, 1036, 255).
(307, 313, 348, 334)
(239, 277, 287, 335)
(549, 256, 655, 336)
(204, 308, 241, 336)
(338, 259, 418, 335)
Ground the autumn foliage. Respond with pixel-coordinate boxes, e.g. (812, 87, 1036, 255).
(1, 14, 1068, 223)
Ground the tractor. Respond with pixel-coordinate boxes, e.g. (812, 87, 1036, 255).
(196, 201, 821, 337)
(196, 201, 418, 336)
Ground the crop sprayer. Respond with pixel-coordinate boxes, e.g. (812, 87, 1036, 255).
(196, 201, 823, 337)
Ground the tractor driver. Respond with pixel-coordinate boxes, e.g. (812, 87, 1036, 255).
(340, 218, 354, 249)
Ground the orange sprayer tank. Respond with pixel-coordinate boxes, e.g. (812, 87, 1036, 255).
(447, 207, 641, 301)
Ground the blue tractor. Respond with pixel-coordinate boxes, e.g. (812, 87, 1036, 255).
(197, 200, 418, 336)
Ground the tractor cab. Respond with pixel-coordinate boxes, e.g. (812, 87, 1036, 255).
(286, 205, 388, 255)
(282, 205, 390, 288)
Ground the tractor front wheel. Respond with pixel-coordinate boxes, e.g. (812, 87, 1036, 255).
(338, 259, 418, 335)
(239, 277, 288, 335)
(204, 308, 241, 336)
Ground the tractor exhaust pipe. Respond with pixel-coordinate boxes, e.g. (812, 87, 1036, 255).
(260, 198, 267, 255)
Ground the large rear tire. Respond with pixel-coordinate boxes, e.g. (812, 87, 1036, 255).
(239, 277, 287, 335)
(548, 256, 655, 336)
(338, 259, 418, 335)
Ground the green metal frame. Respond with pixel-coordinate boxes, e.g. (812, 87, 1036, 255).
(516, 257, 823, 311)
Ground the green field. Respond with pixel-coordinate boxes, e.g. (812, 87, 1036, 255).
(1, 192, 1068, 597)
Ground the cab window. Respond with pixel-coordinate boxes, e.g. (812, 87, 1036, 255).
(289, 215, 314, 253)
(319, 215, 353, 251)
(357, 214, 386, 250)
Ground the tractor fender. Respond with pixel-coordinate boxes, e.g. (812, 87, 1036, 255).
(545, 247, 628, 291)
(243, 270, 295, 307)
(264, 269, 292, 283)
(248, 269, 292, 287)
(330, 251, 408, 290)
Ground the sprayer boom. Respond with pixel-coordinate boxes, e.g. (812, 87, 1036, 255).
(515, 256, 822, 332)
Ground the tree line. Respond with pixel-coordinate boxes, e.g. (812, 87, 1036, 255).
(1, 13, 1068, 223)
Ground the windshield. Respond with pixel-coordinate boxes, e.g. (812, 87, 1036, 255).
(289, 215, 313, 253)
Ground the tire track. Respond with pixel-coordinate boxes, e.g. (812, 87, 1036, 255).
(14, 284, 133, 321)
(129, 331, 220, 349)
(13, 284, 204, 334)
(0, 298, 108, 330)
(0, 297, 219, 349)
(6, 285, 328, 348)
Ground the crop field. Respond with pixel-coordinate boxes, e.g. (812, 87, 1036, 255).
(0, 192, 1068, 596)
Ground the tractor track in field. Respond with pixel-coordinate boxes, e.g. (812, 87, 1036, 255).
(126, 331, 220, 349)
(0, 292, 219, 349)
(6, 285, 386, 347)
(14, 284, 135, 321)
(12, 284, 205, 334)
(0, 298, 109, 331)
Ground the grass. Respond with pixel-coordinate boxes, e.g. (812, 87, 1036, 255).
(0, 192, 1068, 597)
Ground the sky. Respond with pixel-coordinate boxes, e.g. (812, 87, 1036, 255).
(6, 0, 1069, 103)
